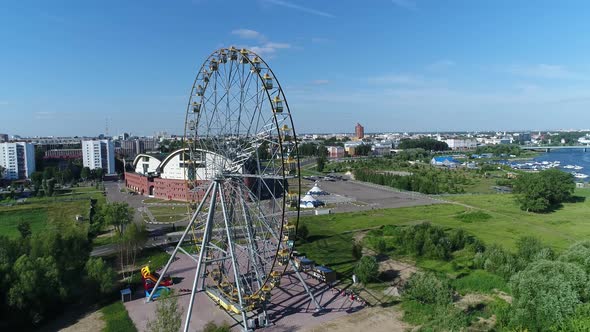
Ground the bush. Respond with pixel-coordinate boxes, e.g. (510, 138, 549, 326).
(559, 241, 590, 275)
(552, 303, 590, 331)
(516, 236, 552, 263)
(85, 257, 115, 296)
(296, 224, 309, 241)
(478, 244, 518, 280)
(452, 270, 508, 294)
(146, 291, 182, 332)
(395, 222, 453, 260)
(354, 256, 379, 284)
(403, 272, 452, 305)
(351, 242, 363, 260)
(509, 260, 588, 330)
(202, 321, 231, 332)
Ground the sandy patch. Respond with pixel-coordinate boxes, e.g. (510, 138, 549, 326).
(303, 306, 410, 332)
(58, 309, 105, 332)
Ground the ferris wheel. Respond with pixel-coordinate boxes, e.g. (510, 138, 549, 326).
(147, 47, 321, 331)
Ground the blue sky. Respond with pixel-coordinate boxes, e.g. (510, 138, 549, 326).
(2, 0, 590, 136)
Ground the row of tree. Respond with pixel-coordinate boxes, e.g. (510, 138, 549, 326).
(353, 167, 471, 194)
(398, 138, 449, 151)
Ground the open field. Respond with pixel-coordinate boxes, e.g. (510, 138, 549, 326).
(0, 186, 106, 238)
(0, 208, 48, 237)
(146, 204, 189, 223)
(298, 188, 590, 279)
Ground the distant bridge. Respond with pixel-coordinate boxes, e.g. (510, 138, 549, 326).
(521, 145, 590, 152)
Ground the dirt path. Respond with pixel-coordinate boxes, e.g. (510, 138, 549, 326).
(303, 306, 411, 332)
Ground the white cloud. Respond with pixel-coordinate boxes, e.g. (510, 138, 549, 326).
(231, 29, 263, 40)
(34, 111, 56, 120)
(391, 0, 417, 10)
(311, 37, 330, 44)
(367, 74, 425, 85)
(426, 59, 455, 70)
(249, 42, 292, 56)
(263, 0, 335, 18)
(508, 64, 586, 80)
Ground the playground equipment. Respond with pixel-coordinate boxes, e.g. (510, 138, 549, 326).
(141, 266, 172, 298)
(146, 47, 322, 332)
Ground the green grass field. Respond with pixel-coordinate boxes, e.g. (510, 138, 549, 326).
(0, 208, 48, 237)
(147, 205, 189, 223)
(0, 186, 106, 238)
(298, 188, 590, 280)
(100, 302, 137, 332)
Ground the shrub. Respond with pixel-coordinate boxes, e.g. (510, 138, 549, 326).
(559, 241, 590, 275)
(479, 244, 518, 280)
(354, 256, 379, 284)
(403, 272, 453, 305)
(396, 222, 453, 260)
(509, 260, 588, 330)
(351, 242, 363, 260)
(552, 303, 590, 331)
(202, 321, 231, 332)
(516, 236, 552, 263)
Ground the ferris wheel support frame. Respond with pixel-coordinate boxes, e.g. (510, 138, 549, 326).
(146, 47, 324, 331)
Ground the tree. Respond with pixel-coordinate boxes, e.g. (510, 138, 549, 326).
(316, 156, 326, 172)
(509, 260, 588, 331)
(8, 255, 64, 324)
(354, 256, 379, 283)
(45, 178, 55, 197)
(558, 241, 590, 275)
(81, 167, 90, 181)
(257, 141, 271, 160)
(355, 144, 373, 156)
(146, 291, 182, 332)
(102, 202, 134, 235)
(17, 220, 31, 239)
(296, 224, 309, 241)
(513, 169, 575, 212)
(352, 242, 363, 260)
(85, 257, 115, 296)
(0, 165, 4, 178)
(399, 138, 449, 151)
(117, 223, 147, 282)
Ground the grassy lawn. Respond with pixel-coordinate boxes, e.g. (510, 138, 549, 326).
(94, 233, 117, 247)
(0, 208, 48, 237)
(147, 205, 189, 223)
(298, 188, 590, 282)
(143, 197, 185, 204)
(101, 302, 137, 332)
(0, 186, 106, 238)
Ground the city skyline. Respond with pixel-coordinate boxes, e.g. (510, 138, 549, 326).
(3, 1, 590, 136)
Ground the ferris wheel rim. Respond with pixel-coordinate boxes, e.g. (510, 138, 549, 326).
(181, 47, 301, 302)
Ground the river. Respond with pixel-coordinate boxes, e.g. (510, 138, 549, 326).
(533, 149, 590, 181)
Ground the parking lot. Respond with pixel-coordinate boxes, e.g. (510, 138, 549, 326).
(302, 178, 441, 213)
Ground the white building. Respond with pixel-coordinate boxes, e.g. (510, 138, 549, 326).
(443, 138, 478, 150)
(82, 140, 115, 175)
(0, 142, 36, 180)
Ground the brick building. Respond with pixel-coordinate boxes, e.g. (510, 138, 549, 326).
(124, 148, 233, 202)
